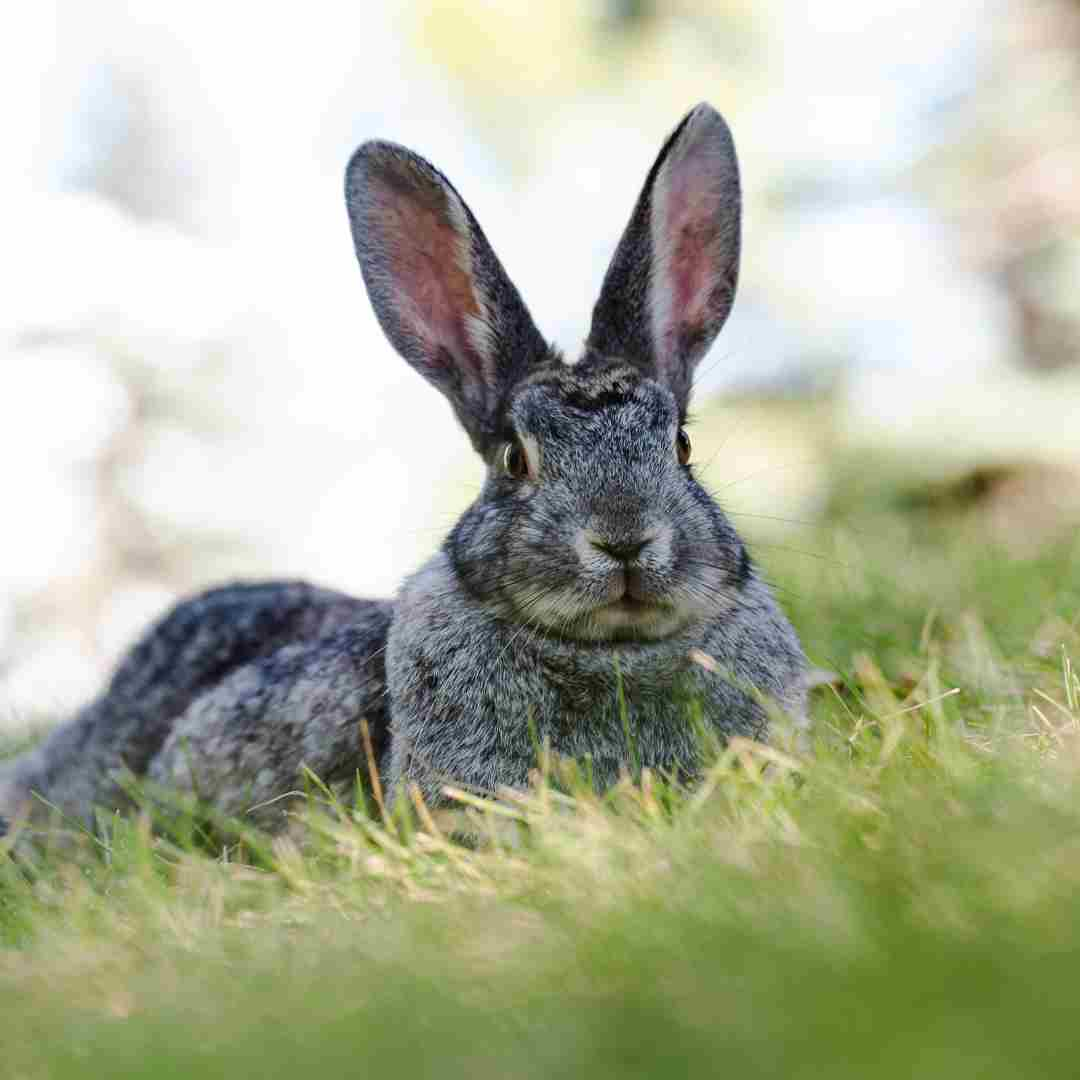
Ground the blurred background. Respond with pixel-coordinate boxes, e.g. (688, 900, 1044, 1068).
(2, 0, 1079, 729)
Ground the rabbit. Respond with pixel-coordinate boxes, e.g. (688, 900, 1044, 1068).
(0, 102, 807, 837)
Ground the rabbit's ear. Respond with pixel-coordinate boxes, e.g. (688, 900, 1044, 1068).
(346, 141, 549, 451)
(586, 103, 741, 413)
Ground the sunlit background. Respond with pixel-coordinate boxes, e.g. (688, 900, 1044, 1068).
(3, 0, 1079, 727)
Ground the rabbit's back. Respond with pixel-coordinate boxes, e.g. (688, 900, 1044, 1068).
(1, 582, 392, 831)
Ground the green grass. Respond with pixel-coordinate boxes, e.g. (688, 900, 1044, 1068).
(3, 465, 1080, 1079)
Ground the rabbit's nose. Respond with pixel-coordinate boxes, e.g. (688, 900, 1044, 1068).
(589, 536, 651, 563)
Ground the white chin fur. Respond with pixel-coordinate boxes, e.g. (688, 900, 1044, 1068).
(586, 603, 687, 641)
(514, 586, 690, 643)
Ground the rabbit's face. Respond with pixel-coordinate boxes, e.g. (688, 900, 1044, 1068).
(447, 358, 748, 643)
(347, 103, 747, 641)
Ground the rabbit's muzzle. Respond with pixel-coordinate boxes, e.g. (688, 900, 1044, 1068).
(565, 522, 687, 638)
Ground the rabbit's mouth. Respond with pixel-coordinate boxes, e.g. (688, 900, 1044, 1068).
(574, 564, 681, 631)
(599, 596, 664, 624)
(605, 571, 662, 612)
(589, 590, 681, 638)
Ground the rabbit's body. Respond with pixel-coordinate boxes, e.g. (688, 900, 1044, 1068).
(389, 548, 804, 805)
(386, 359, 806, 805)
(1, 103, 807, 835)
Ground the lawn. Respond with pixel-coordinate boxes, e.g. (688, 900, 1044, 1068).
(2, 435, 1080, 1079)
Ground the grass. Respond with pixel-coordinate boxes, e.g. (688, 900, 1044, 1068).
(2, 454, 1080, 1079)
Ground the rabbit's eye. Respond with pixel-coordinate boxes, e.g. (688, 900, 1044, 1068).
(676, 428, 692, 466)
(502, 440, 529, 481)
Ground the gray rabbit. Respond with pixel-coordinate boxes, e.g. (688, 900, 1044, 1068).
(0, 103, 806, 835)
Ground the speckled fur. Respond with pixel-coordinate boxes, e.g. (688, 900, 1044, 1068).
(1, 583, 391, 831)
(0, 103, 806, 834)
(384, 366, 806, 805)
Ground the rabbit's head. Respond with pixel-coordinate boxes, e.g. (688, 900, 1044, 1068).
(346, 104, 748, 643)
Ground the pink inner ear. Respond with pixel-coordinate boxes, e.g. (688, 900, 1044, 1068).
(660, 155, 725, 346)
(375, 185, 486, 381)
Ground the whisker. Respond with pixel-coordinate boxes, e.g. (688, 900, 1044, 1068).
(742, 542, 857, 571)
(687, 345, 736, 396)
(714, 459, 823, 491)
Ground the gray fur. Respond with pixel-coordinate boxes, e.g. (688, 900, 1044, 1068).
(1, 583, 391, 831)
(384, 360, 805, 805)
(0, 103, 805, 835)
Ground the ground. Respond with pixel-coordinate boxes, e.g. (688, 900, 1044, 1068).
(2, 422, 1079, 1079)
